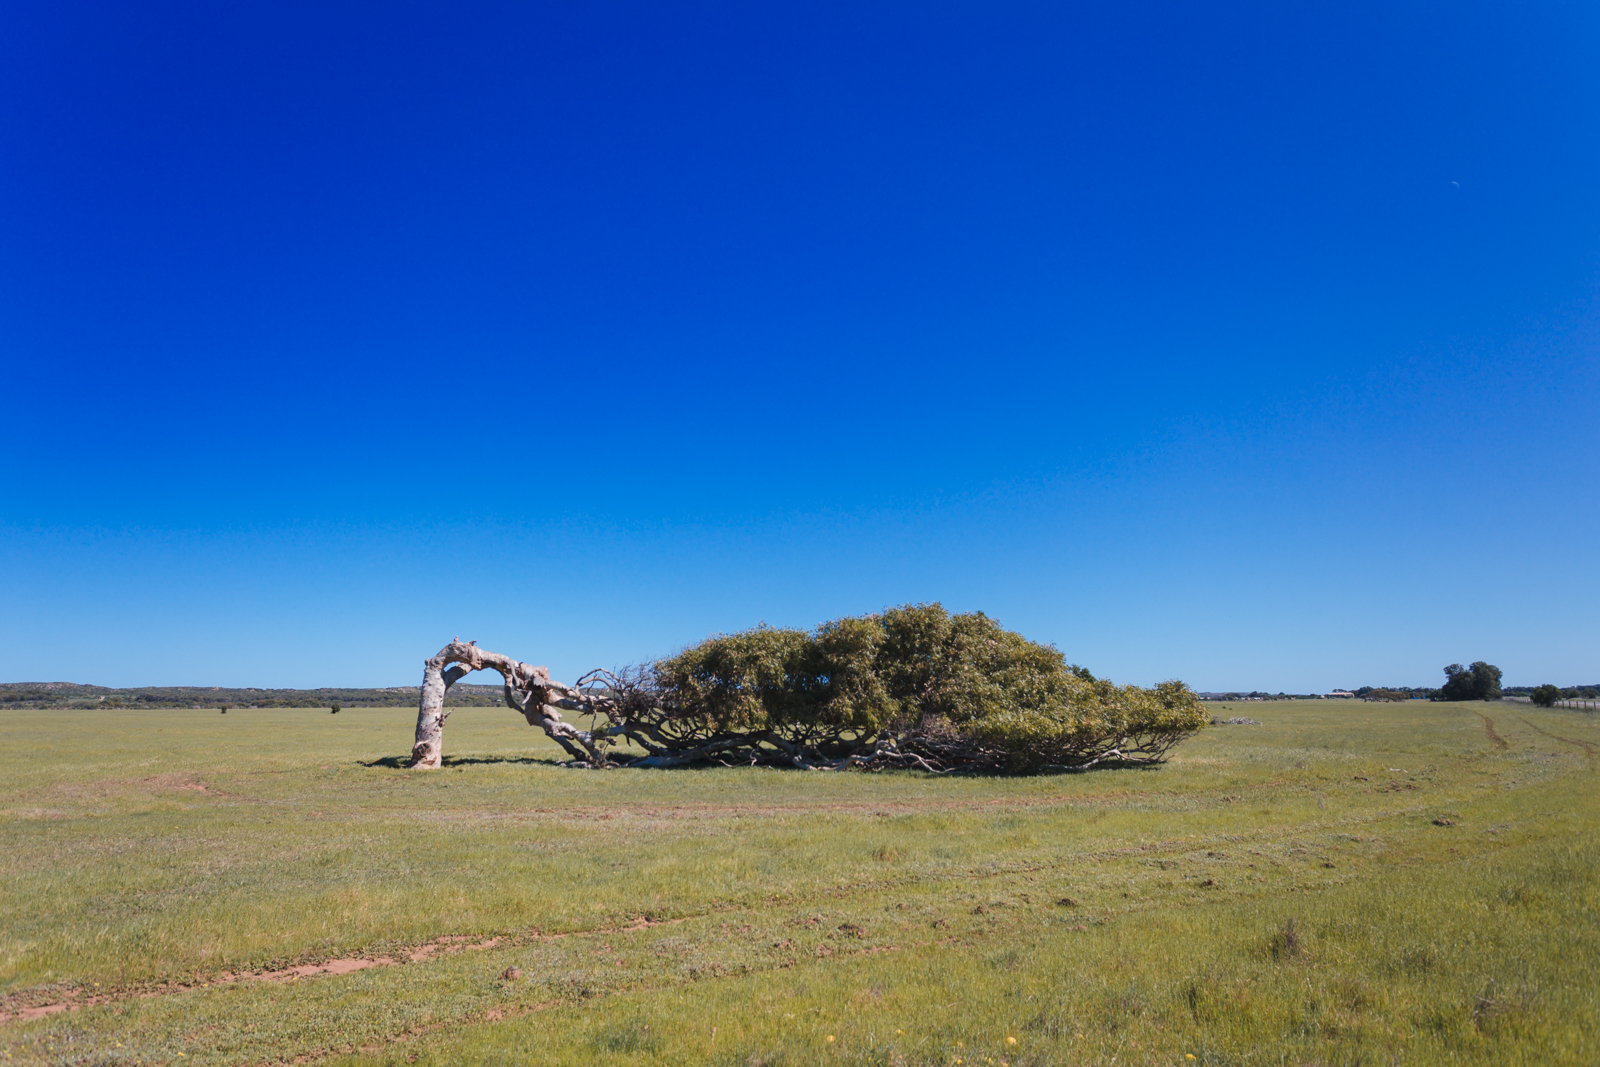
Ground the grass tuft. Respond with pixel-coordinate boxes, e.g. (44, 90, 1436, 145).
(1268, 917, 1303, 961)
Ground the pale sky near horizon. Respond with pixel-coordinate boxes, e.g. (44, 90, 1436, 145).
(2, 1, 1597, 692)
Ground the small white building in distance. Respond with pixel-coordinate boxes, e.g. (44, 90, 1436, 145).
(1327, 690, 1357, 699)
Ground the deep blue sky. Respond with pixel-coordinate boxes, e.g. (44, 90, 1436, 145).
(2, 1, 1596, 691)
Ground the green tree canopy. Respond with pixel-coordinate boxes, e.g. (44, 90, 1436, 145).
(646, 604, 1206, 771)
(1438, 661, 1503, 702)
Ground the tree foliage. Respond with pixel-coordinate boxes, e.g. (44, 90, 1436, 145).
(1437, 661, 1503, 702)
(574, 604, 1207, 772)
(1530, 684, 1561, 708)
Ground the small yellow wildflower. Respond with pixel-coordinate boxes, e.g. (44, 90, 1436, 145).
(1187, 1057, 1197, 1062)
(1006, 1036, 1018, 1046)
(825, 1035, 835, 1044)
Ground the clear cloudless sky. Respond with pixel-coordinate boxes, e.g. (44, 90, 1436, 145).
(2, 0, 1597, 692)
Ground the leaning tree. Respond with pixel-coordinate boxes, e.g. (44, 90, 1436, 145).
(408, 604, 1208, 773)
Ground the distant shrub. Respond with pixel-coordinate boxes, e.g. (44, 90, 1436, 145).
(1530, 684, 1560, 708)
(331, 703, 341, 714)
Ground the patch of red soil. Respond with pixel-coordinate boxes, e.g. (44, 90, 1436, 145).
(240, 957, 394, 982)
(3, 1003, 69, 1023)
(0, 931, 513, 1027)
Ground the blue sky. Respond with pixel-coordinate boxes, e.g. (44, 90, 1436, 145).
(2, 0, 1596, 692)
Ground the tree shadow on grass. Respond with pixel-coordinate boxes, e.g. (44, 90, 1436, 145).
(360, 754, 1172, 775)
(359, 754, 563, 769)
(1039, 760, 1167, 777)
(443, 754, 564, 767)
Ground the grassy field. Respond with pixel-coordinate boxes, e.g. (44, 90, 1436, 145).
(1, 699, 1595, 1065)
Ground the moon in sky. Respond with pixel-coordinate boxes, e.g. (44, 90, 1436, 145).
(1451, 181, 1460, 187)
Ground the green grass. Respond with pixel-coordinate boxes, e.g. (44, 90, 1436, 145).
(0, 699, 1595, 1065)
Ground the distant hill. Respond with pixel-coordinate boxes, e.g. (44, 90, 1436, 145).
(0, 681, 507, 709)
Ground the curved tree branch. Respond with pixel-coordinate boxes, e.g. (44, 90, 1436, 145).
(408, 639, 604, 768)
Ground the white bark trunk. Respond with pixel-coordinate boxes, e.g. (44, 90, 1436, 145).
(408, 639, 603, 768)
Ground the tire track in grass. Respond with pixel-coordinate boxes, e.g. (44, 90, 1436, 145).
(1479, 714, 1509, 750)
(0, 911, 718, 1026)
(0, 932, 516, 1025)
(1520, 718, 1597, 761)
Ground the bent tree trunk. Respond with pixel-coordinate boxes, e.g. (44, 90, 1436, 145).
(408, 639, 605, 768)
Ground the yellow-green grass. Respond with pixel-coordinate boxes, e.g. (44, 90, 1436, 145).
(0, 699, 1594, 1065)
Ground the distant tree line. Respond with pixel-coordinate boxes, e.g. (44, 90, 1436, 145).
(1, 690, 62, 703)
(1198, 688, 1436, 701)
(0, 682, 507, 710)
(1199, 692, 1340, 701)
(1195, 666, 1598, 705)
